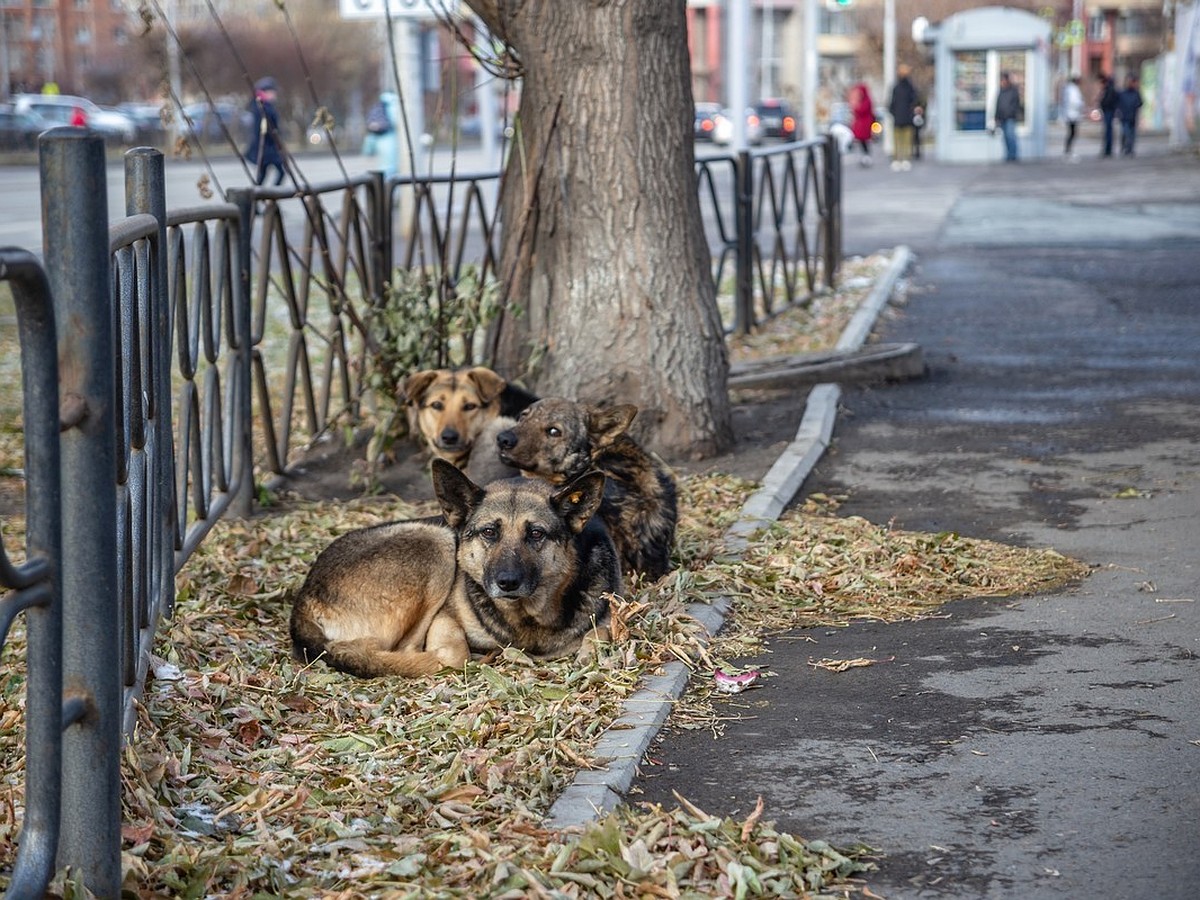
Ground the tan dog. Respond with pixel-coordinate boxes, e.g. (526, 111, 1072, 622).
(290, 459, 621, 678)
(401, 366, 535, 471)
(495, 399, 678, 581)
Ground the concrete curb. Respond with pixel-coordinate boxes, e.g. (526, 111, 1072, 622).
(544, 246, 915, 830)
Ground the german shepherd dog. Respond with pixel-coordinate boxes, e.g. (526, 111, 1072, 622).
(402, 366, 536, 471)
(495, 399, 678, 581)
(290, 459, 621, 678)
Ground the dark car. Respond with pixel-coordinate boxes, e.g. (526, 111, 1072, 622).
(116, 102, 169, 145)
(754, 98, 799, 141)
(693, 102, 723, 142)
(181, 101, 253, 146)
(0, 104, 50, 151)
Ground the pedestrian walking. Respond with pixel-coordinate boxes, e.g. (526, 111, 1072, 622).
(1061, 75, 1084, 160)
(362, 91, 401, 179)
(1117, 75, 1144, 156)
(245, 76, 287, 186)
(993, 71, 1023, 162)
(1097, 73, 1118, 157)
(848, 81, 876, 167)
(888, 64, 918, 171)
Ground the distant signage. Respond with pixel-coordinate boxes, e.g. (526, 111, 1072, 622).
(338, 0, 459, 21)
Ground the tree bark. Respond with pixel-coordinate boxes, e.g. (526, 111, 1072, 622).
(467, 0, 732, 459)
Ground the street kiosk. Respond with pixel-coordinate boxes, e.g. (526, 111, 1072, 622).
(926, 6, 1051, 162)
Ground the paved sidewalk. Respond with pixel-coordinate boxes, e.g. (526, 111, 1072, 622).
(626, 143, 1200, 898)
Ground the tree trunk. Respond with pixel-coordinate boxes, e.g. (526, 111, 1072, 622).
(468, 0, 733, 459)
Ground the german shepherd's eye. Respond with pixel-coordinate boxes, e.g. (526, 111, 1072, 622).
(526, 525, 546, 543)
(547, 426, 561, 438)
(479, 524, 500, 541)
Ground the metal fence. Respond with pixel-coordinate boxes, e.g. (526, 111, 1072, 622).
(0, 128, 840, 896)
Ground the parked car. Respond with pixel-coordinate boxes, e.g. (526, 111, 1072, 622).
(116, 101, 169, 145)
(754, 98, 799, 141)
(11, 93, 136, 144)
(694, 102, 724, 143)
(0, 103, 51, 151)
(713, 107, 763, 146)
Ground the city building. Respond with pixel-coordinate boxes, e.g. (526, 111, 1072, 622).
(0, 0, 138, 100)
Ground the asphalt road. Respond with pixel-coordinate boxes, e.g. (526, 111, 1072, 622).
(633, 136, 1200, 899)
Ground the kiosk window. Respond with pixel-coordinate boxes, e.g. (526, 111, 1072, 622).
(954, 51, 988, 131)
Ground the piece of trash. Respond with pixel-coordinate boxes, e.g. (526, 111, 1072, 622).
(150, 655, 184, 681)
(713, 669, 761, 693)
(807, 656, 893, 673)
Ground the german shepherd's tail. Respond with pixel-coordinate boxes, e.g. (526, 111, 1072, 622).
(291, 616, 447, 677)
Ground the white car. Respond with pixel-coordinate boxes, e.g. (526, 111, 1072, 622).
(712, 107, 764, 147)
(12, 93, 136, 144)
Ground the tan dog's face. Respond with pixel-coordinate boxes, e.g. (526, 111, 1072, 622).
(496, 398, 637, 483)
(403, 367, 508, 467)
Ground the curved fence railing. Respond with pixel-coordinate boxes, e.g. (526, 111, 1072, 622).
(695, 134, 841, 334)
(0, 129, 840, 896)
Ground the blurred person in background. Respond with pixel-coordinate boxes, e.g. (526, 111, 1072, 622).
(1117, 75, 1144, 156)
(993, 71, 1023, 162)
(848, 81, 876, 167)
(1097, 73, 1118, 158)
(245, 77, 287, 186)
(1061, 75, 1084, 160)
(888, 64, 918, 171)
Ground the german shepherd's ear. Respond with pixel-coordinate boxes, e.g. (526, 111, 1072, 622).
(431, 458, 485, 528)
(465, 366, 508, 406)
(551, 471, 606, 534)
(402, 369, 440, 407)
(587, 404, 638, 451)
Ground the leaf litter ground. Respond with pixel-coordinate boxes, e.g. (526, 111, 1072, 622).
(0, 253, 1090, 897)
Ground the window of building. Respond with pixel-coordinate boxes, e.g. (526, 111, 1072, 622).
(952, 48, 1030, 132)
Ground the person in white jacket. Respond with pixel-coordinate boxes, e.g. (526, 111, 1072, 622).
(1061, 75, 1085, 160)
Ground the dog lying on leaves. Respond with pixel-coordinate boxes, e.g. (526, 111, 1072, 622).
(495, 398, 678, 581)
(289, 458, 621, 677)
(402, 366, 536, 472)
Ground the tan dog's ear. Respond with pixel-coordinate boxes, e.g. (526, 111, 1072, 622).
(552, 470, 607, 534)
(402, 370, 440, 406)
(431, 458, 485, 529)
(587, 404, 638, 450)
(464, 366, 508, 405)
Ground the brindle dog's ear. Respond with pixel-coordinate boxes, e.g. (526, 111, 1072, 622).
(587, 404, 637, 450)
(552, 470, 606, 533)
(432, 458, 485, 528)
(401, 369, 439, 406)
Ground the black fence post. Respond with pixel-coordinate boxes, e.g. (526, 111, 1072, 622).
(124, 148, 177, 626)
(40, 127, 122, 898)
(734, 149, 754, 334)
(228, 187, 256, 518)
(823, 133, 842, 290)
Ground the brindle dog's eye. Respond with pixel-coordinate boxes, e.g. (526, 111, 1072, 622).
(547, 426, 561, 438)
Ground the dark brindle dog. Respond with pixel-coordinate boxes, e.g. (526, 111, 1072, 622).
(290, 459, 621, 678)
(495, 398, 678, 581)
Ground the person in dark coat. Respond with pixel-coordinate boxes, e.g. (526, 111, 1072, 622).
(888, 64, 918, 171)
(1116, 75, 1144, 156)
(993, 71, 1024, 162)
(1097, 73, 1119, 158)
(245, 76, 287, 186)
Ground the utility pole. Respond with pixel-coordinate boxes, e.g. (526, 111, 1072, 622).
(803, 0, 817, 140)
(883, 0, 895, 156)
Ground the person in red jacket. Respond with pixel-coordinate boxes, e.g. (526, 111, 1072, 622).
(848, 81, 875, 167)
(70, 106, 87, 127)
